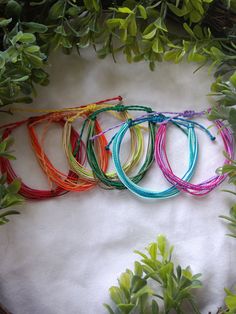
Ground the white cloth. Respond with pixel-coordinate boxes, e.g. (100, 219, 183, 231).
(0, 50, 235, 314)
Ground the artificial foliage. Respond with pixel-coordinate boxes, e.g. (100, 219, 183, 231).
(104, 235, 202, 314)
(0, 0, 234, 105)
(105, 235, 236, 314)
(0, 0, 235, 313)
(0, 136, 23, 224)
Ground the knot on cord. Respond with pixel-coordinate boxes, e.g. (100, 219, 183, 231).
(182, 110, 196, 118)
(146, 107, 153, 113)
(127, 118, 133, 127)
(116, 105, 126, 112)
(151, 114, 166, 123)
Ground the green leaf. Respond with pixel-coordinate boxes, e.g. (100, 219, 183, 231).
(24, 45, 40, 53)
(159, 263, 174, 282)
(167, 3, 189, 17)
(6, 0, 22, 17)
(138, 5, 147, 19)
(131, 275, 147, 293)
(21, 22, 48, 33)
(210, 47, 225, 59)
(84, 0, 99, 10)
(18, 33, 36, 43)
(109, 287, 125, 305)
(230, 72, 236, 87)
(11, 31, 23, 45)
(154, 18, 167, 32)
(164, 50, 179, 62)
(134, 261, 143, 277)
(67, 6, 81, 16)
(55, 25, 67, 36)
(120, 28, 128, 42)
(148, 243, 157, 260)
(92, 0, 100, 11)
(229, 108, 236, 128)
(1, 193, 24, 208)
(132, 285, 154, 299)
(188, 52, 206, 63)
(157, 235, 167, 257)
(0, 54, 5, 69)
(152, 39, 163, 53)
(106, 19, 123, 30)
(117, 7, 133, 14)
(0, 174, 7, 185)
(189, 10, 202, 23)
(13, 75, 29, 82)
(0, 18, 12, 27)
(0, 210, 20, 219)
(134, 250, 148, 259)
(7, 179, 21, 194)
(24, 52, 44, 68)
(103, 304, 115, 314)
(49, 0, 64, 20)
(182, 267, 193, 280)
(128, 15, 137, 36)
(119, 272, 131, 291)
(191, 1, 204, 14)
(193, 24, 204, 39)
(152, 300, 159, 313)
(143, 28, 157, 40)
(117, 304, 135, 313)
(149, 61, 155, 71)
(183, 23, 195, 38)
(225, 295, 236, 309)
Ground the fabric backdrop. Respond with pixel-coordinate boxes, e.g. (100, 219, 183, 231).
(0, 50, 235, 314)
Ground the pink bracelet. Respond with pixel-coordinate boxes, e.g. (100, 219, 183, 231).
(155, 120, 234, 196)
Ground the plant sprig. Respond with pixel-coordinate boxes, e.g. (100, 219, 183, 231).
(0, 136, 23, 224)
(105, 235, 202, 314)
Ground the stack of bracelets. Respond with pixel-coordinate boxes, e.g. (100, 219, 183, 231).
(0, 96, 234, 201)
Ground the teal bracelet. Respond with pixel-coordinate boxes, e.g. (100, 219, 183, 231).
(111, 115, 202, 199)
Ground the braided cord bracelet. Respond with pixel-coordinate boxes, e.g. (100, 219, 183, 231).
(63, 106, 144, 183)
(26, 97, 123, 192)
(111, 114, 200, 198)
(27, 108, 109, 192)
(111, 112, 219, 199)
(156, 118, 234, 195)
(85, 104, 156, 190)
(0, 117, 81, 199)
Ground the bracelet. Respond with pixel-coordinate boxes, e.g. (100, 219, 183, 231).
(62, 105, 143, 184)
(27, 109, 108, 192)
(112, 114, 197, 198)
(27, 97, 122, 192)
(86, 105, 156, 190)
(0, 117, 79, 199)
(155, 118, 234, 195)
(111, 113, 216, 198)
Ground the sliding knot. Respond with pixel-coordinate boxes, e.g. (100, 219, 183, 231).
(151, 114, 166, 124)
(85, 104, 98, 113)
(127, 118, 133, 127)
(116, 105, 126, 112)
(183, 110, 196, 118)
(90, 115, 97, 121)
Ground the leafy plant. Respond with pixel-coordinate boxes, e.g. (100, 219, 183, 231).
(0, 136, 23, 224)
(218, 205, 236, 313)
(0, 0, 233, 102)
(220, 204, 236, 238)
(104, 235, 202, 314)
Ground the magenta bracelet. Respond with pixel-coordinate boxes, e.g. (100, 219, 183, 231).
(155, 120, 234, 196)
